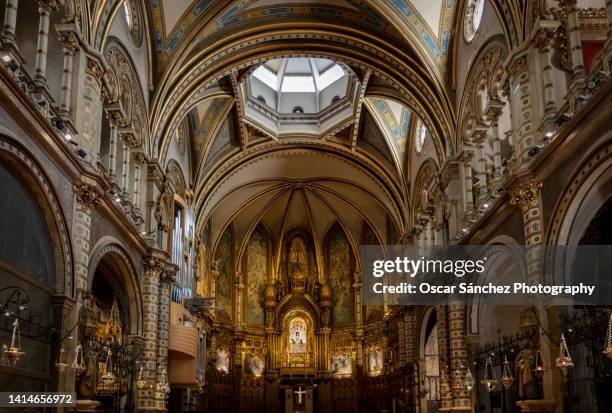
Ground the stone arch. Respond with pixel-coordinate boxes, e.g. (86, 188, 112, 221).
(0, 132, 74, 296)
(88, 237, 143, 335)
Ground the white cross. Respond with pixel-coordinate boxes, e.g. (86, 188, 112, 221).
(294, 386, 307, 404)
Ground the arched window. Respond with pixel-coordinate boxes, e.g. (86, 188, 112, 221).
(123, 0, 132, 29)
(0, 165, 54, 286)
(464, 0, 485, 42)
(289, 317, 307, 353)
(415, 119, 427, 153)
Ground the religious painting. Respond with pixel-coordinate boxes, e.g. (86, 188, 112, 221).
(362, 222, 384, 323)
(331, 353, 353, 377)
(289, 317, 307, 354)
(215, 227, 233, 317)
(288, 236, 308, 277)
(245, 353, 265, 377)
(366, 348, 384, 376)
(327, 227, 352, 326)
(215, 348, 230, 374)
(246, 229, 267, 325)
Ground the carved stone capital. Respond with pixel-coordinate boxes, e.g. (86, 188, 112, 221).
(161, 263, 178, 284)
(470, 121, 489, 145)
(459, 150, 474, 165)
(143, 254, 167, 277)
(38, 0, 60, 15)
(58, 32, 80, 53)
(132, 151, 147, 165)
(507, 55, 528, 83)
(86, 57, 105, 85)
(485, 98, 504, 123)
(73, 183, 100, 213)
(510, 180, 543, 213)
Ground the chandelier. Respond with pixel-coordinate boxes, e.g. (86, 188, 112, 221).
(55, 347, 68, 373)
(5, 318, 25, 366)
(72, 344, 86, 376)
(463, 368, 475, 391)
(501, 355, 514, 389)
(100, 350, 116, 385)
(533, 349, 546, 378)
(481, 357, 498, 392)
(555, 333, 573, 375)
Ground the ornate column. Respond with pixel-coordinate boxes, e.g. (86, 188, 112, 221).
(448, 304, 470, 411)
(139, 252, 167, 412)
(435, 305, 453, 410)
(120, 138, 131, 199)
(1, 0, 19, 44)
(471, 123, 489, 202)
(562, 0, 586, 85)
(34, 0, 59, 84)
(71, 181, 100, 293)
(57, 31, 79, 118)
(319, 284, 332, 372)
(534, 25, 560, 122)
(155, 263, 176, 410)
(132, 152, 145, 213)
(486, 100, 504, 185)
(505, 51, 535, 165)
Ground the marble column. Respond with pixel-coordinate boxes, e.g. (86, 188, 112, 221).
(563, 0, 586, 84)
(156, 264, 176, 410)
(1, 0, 19, 44)
(459, 150, 474, 215)
(139, 253, 166, 411)
(121, 139, 131, 198)
(472, 125, 488, 202)
(108, 121, 119, 182)
(57, 32, 79, 118)
(505, 51, 535, 164)
(34, 0, 58, 84)
(132, 152, 145, 212)
(486, 100, 504, 183)
(534, 28, 558, 121)
(448, 304, 471, 410)
(435, 305, 452, 410)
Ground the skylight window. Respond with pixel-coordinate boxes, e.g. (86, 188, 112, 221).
(281, 76, 316, 93)
(253, 65, 278, 91)
(316, 64, 345, 90)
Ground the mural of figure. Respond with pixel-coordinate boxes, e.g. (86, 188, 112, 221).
(367, 348, 384, 376)
(331, 353, 353, 376)
(215, 228, 233, 315)
(215, 348, 230, 374)
(246, 229, 267, 325)
(328, 228, 352, 325)
(246, 353, 265, 377)
(289, 237, 307, 277)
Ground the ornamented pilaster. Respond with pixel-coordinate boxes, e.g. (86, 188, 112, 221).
(155, 263, 176, 410)
(72, 181, 99, 293)
(132, 152, 146, 212)
(560, 0, 586, 85)
(510, 180, 544, 282)
(33, 0, 59, 84)
(139, 252, 167, 411)
(533, 24, 560, 121)
(436, 305, 453, 409)
(486, 99, 504, 184)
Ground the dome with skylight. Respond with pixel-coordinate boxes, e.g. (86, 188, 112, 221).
(241, 57, 357, 138)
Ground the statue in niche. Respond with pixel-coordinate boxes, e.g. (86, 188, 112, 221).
(289, 317, 307, 353)
(288, 237, 307, 278)
(515, 348, 540, 399)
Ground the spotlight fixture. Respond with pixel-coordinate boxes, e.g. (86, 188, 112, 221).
(545, 130, 555, 139)
(64, 132, 72, 141)
(1, 52, 11, 63)
(483, 202, 490, 209)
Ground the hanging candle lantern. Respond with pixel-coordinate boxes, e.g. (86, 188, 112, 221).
(603, 312, 612, 359)
(463, 368, 475, 391)
(452, 370, 464, 395)
(1, 344, 9, 366)
(72, 344, 86, 376)
(501, 355, 514, 389)
(55, 347, 68, 373)
(100, 350, 116, 385)
(481, 357, 498, 392)
(6, 319, 25, 366)
(533, 349, 546, 378)
(555, 333, 574, 375)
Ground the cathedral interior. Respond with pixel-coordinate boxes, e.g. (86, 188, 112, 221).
(0, 0, 611, 412)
